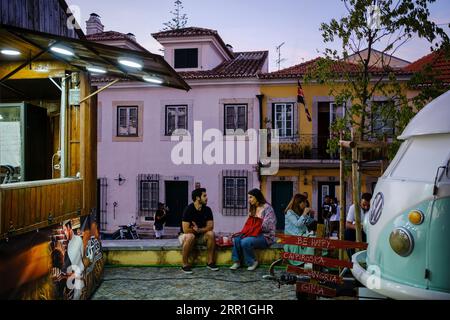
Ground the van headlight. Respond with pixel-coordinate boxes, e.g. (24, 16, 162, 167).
(389, 227, 414, 257)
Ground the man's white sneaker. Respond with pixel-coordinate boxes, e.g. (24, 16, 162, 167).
(229, 262, 240, 270)
(247, 261, 259, 271)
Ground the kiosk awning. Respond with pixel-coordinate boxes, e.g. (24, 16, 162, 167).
(0, 24, 190, 91)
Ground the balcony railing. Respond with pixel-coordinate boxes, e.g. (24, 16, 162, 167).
(276, 135, 339, 160)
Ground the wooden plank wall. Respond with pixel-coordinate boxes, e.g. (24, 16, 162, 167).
(0, 179, 82, 239)
(0, 0, 80, 39)
(79, 72, 97, 216)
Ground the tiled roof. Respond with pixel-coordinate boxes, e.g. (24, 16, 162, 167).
(179, 51, 268, 79)
(259, 57, 411, 79)
(152, 27, 234, 58)
(92, 51, 268, 83)
(86, 31, 148, 52)
(404, 49, 450, 85)
(152, 27, 219, 38)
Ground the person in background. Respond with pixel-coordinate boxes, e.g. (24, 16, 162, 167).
(284, 194, 315, 266)
(154, 202, 167, 240)
(345, 193, 372, 242)
(230, 189, 276, 271)
(302, 192, 311, 208)
(320, 195, 335, 224)
(329, 197, 340, 237)
(345, 193, 372, 259)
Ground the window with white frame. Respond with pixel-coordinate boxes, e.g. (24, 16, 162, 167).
(371, 101, 395, 137)
(165, 105, 187, 136)
(225, 104, 247, 132)
(117, 106, 138, 137)
(223, 177, 248, 210)
(140, 180, 159, 211)
(273, 103, 294, 138)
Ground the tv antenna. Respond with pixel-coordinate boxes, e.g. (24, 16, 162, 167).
(275, 42, 287, 71)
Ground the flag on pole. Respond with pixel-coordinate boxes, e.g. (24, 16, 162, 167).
(297, 80, 312, 122)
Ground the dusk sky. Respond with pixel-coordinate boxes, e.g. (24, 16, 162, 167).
(66, 0, 450, 71)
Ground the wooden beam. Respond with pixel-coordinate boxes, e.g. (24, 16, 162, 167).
(277, 234, 368, 249)
(281, 252, 353, 269)
(356, 141, 388, 149)
(296, 282, 337, 298)
(340, 140, 356, 149)
(0, 49, 48, 83)
(79, 79, 119, 104)
(287, 265, 344, 284)
(339, 131, 346, 264)
(340, 140, 387, 149)
(351, 129, 363, 244)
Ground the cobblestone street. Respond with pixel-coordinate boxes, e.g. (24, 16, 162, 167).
(92, 266, 297, 300)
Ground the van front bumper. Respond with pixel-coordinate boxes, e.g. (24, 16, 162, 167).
(351, 251, 450, 300)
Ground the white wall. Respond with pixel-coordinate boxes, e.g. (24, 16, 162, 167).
(163, 40, 226, 71)
(97, 83, 262, 233)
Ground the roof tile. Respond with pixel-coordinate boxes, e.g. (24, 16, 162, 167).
(404, 49, 450, 85)
(259, 57, 411, 79)
(179, 51, 268, 79)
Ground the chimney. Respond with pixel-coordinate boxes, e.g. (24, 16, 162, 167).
(126, 33, 136, 42)
(86, 13, 104, 35)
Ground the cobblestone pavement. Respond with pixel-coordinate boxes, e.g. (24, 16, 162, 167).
(91, 266, 298, 300)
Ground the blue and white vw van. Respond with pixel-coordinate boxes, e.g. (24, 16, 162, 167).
(352, 90, 450, 300)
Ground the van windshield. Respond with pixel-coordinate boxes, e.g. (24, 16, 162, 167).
(390, 134, 450, 182)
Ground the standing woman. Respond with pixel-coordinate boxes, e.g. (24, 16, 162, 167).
(230, 189, 276, 271)
(284, 194, 315, 266)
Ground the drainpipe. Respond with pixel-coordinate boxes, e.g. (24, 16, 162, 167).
(256, 94, 264, 129)
(256, 94, 265, 188)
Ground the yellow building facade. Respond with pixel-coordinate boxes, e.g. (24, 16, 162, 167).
(258, 68, 407, 229)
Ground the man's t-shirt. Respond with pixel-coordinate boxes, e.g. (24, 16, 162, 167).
(181, 203, 214, 233)
(346, 204, 371, 230)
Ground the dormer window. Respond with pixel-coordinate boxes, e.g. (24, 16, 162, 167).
(174, 48, 198, 69)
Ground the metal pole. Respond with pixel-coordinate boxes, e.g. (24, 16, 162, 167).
(60, 76, 67, 178)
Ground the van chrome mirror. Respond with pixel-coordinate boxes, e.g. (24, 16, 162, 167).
(433, 166, 446, 196)
(446, 159, 450, 178)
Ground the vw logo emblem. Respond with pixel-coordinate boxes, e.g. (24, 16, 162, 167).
(370, 192, 384, 225)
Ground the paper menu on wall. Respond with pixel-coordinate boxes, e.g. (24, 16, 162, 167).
(0, 122, 21, 168)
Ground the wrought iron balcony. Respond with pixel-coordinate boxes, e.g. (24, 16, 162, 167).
(275, 134, 339, 160)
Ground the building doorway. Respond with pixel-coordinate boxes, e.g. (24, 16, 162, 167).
(165, 181, 189, 227)
(271, 181, 293, 231)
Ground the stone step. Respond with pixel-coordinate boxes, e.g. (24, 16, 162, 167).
(101, 239, 284, 266)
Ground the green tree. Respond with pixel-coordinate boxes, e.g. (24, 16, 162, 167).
(306, 0, 449, 243)
(162, 0, 188, 31)
(307, 0, 449, 158)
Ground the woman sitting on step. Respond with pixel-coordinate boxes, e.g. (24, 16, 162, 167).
(284, 193, 319, 266)
(230, 189, 276, 271)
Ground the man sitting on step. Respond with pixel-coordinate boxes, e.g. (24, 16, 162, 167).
(179, 188, 219, 274)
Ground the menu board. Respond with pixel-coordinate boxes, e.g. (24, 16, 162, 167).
(0, 121, 21, 168)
